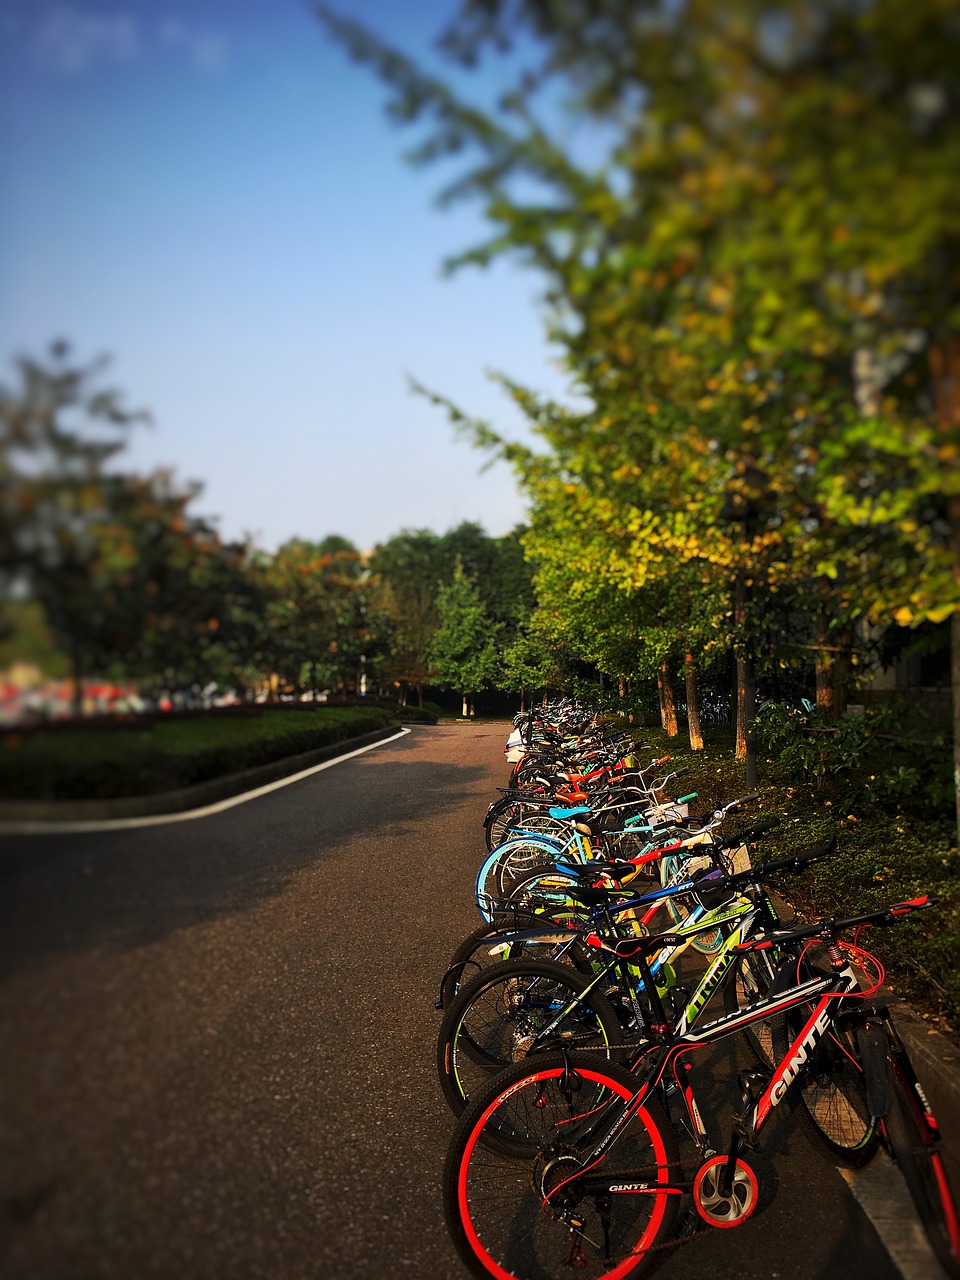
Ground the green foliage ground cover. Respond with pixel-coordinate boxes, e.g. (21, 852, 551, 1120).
(630, 723, 960, 1035)
(0, 706, 396, 801)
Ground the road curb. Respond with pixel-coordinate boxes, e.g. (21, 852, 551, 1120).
(888, 999, 960, 1190)
(0, 725, 405, 829)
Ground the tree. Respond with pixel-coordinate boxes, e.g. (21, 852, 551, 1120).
(428, 558, 501, 716)
(321, 0, 960, 811)
(369, 528, 443, 703)
(256, 536, 387, 699)
(0, 344, 233, 709)
(370, 523, 535, 704)
(497, 612, 562, 708)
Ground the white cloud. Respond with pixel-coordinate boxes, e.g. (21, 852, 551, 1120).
(35, 7, 140, 74)
(159, 17, 230, 76)
(24, 7, 229, 77)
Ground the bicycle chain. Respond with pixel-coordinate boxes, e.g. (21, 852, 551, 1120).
(541, 1169, 715, 1264)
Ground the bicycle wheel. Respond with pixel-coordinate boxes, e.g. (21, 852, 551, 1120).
(722, 948, 780, 1067)
(496, 841, 574, 897)
(486, 796, 524, 850)
(440, 911, 593, 1009)
(438, 958, 624, 1118)
(883, 1044, 960, 1278)
(773, 988, 879, 1167)
(443, 1052, 681, 1280)
(503, 866, 587, 914)
(487, 800, 564, 850)
(475, 836, 563, 920)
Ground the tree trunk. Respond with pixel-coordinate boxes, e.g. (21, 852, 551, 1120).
(660, 661, 678, 737)
(744, 657, 757, 788)
(949, 492, 960, 843)
(930, 342, 960, 844)
(734, 574, 758, 785)
(814, 607, 834, 716)
(833, 629, 853, 718)
(71, 642, 84, 718)
(685, 651, 704, 750)
(618, 675, 626, 698)
(416, 683, 423, 708)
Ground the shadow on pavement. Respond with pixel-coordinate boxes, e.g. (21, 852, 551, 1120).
(0, 749, 487, 977)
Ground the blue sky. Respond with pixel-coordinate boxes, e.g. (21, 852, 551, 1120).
(0, 0, 571, 551)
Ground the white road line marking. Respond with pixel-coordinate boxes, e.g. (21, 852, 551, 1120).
(0, 727, 412, 836)
(840, 1154, 949, 1280)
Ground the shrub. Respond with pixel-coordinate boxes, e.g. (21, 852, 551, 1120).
(756, 702, 952, 816)
(0, 707, 395, 801)
(394, 705, 440, 725)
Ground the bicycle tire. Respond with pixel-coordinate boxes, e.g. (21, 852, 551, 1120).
(883, 1040, 960, 1278)
(487, 800, 565, 851)
(443, 1051, 680, 1280)
(437, 957, 624, 1118)
(475, 836, 564, 920)
(485, 796, 523, 851)
(496, 843, 575, 898)
(772, 971, 879, 1167)
(440, 911, 594, 1009)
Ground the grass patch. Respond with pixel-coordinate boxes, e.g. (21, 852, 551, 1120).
(631, 724, 960, 1035)
(0, 706, 396, 801)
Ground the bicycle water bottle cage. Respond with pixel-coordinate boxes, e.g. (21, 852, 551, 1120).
(549, 805, 592, 820)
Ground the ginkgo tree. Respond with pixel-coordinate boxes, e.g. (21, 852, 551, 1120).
(321, 0, 960, 821)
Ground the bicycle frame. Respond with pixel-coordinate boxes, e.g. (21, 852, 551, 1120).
(548, 957, 861, 1201)
(478, 883, 781, 1049)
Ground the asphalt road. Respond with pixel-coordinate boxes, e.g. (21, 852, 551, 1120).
(0, 723, 903, 1279)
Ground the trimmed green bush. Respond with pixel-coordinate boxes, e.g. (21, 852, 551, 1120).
(0, 707, 395, 801)
(395, 705, 440, 725)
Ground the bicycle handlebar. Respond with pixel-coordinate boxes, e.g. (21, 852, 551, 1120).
(736, 894, 936, 951)
(716, 815, 780, 850)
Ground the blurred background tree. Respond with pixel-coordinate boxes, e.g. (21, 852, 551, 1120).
(320, 0, 960, 816)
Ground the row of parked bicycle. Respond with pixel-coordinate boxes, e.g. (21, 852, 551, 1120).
(434, 698, 960, 1279)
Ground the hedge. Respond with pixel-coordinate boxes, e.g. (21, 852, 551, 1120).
(0, 706, 396, 801)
